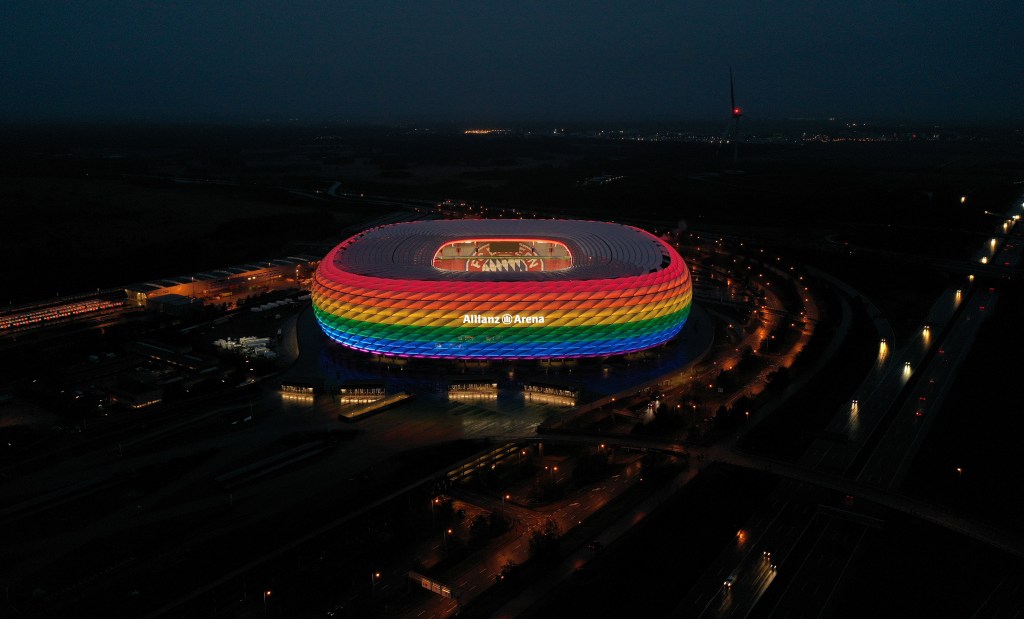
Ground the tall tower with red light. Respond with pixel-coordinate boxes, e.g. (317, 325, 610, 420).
(729, 67, 742, 166)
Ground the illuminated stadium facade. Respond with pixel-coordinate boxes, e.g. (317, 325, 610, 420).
(311, 220, 692, 359)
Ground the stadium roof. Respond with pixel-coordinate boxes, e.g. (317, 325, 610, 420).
(332, 220, 672, 281)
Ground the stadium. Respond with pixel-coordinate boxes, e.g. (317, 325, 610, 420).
(311, 220, 692, 359)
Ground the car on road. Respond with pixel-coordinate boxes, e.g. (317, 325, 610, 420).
(587, 539, 603, 552)
(724, 575, 735, 589)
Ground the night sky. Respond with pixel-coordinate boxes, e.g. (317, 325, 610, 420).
(2, 1, 1022, 124)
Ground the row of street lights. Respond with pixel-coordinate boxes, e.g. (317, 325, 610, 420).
(543, 464, 559, 482)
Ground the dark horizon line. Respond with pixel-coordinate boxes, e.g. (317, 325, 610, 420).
(0, 115, 1021, 131)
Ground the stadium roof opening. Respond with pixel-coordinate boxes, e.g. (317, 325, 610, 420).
(432, 239, 572, 273)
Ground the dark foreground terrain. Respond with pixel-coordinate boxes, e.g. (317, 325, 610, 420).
(2, 121, 1023, 617)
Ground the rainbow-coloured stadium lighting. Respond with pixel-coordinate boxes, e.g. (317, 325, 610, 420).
(311, 220, 691, 359)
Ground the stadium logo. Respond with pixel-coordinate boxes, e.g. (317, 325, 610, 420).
(463, 314, 546, 325)
(466, 242, 543, 272)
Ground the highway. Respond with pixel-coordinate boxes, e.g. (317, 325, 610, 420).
(672, 198, 1024, 618)
(508, 431, 1024, 561)
(755, 203, 1024, 619)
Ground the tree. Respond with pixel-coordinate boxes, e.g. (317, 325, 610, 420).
(731, 395, 755, 415)
(488, 511, 511, 536)
(640, 452, 667, 475)
(766, 366, 791, 391)
(496, 559, 519, 585)
(528, 518, 560, 558)
(716, 369, 736, 392)
(469, 514, 491, 547)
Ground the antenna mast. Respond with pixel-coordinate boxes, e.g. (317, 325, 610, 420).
(730, 68, 742, 166)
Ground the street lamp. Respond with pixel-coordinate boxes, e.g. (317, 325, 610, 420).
(263, 589, 271, 616)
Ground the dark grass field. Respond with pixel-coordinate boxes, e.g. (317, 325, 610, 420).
(1, 124, 1019, 306)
